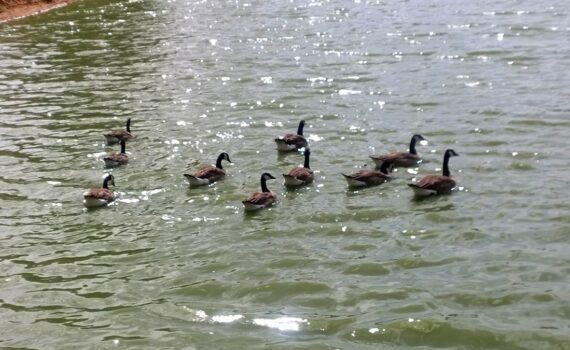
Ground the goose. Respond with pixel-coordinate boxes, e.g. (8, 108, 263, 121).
(283, 149, 314, 186)
(104, 118, 133, 145)
(183, 152, 232, 186)
(408, 149, 459, 197)
(370, 134, 425, 168)
(103, 140, 129, 168)
(275, 120, 309, 151)
(242, 173, 277, 211)
(83, 174, 115, 208)
(342, 161, 392, 187)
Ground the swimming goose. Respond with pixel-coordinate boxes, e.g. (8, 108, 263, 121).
(283, 149, 314, 186)
(370, 134, 425, 168)
(104, 118, 133, 145)
(104, 140, 129, 168)
(408, 149, 459, 196)
(342, 161, 392, 187)
(275, 120, 309, 151)
(242, 173, 277, 211)
(183, 152, 232, 186)
(83, 174, 115, 208)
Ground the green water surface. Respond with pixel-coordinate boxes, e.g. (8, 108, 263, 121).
(1, 0, 569, 348)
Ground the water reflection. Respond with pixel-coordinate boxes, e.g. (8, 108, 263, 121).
(1, 0, 570, 348)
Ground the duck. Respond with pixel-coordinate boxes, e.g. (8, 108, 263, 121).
(104, 118, 133, 145)
(103, 140, 129, 168)
(283, 149, 314, 186)
(242, 173, 277, 211)
(83, 174, 115, 208)
(183, 152, 232, 186)
(275, 120, 309, 151)
(408, 149, 459, 196)
(342, 160, 393, 187)
(370, 134, 426, 168)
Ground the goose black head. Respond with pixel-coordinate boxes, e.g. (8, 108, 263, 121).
(221, 152, 232, 163)
(104, 174, 115, 187)
(216, 152, 232, 168)
(446, 149, 459, 157)
(260, 172, 276, 192)
(126, 118, 132, 132)
(442, 149, 459, 176)
(261, 173, 276, 181)
(409, 134, 426, 155)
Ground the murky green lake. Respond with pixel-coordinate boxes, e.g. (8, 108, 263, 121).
(1, 0, 569, 348)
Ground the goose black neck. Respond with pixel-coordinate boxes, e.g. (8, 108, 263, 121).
(103, 177, 111, 189)
(216, 154, 225, 169)
(380, 161, 391, 174)
(297, 121, 305, 136)
(120, 141, 126, 154)
(126, 118, 131, 132)
(260, 176, 270, 193)
(303, 152, 311, 169)
(442, 152, 452, 177)
(409, 136, 418, 155)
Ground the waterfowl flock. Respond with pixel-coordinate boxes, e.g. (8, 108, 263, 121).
(83, 119, 460, 210)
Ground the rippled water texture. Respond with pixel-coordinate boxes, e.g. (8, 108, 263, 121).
(1, 0, 570, 348)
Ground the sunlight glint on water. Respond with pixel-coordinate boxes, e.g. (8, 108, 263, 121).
(0, 0, 569, 348)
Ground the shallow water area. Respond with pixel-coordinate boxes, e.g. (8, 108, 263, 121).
(1, 0, 570, 349)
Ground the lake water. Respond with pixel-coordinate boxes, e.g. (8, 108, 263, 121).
(1, 0, 569, 348)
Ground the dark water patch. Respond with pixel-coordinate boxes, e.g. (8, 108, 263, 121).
(1, 0, 569, 348)
(342, 263, 390, 276)
(342, 318, 569, 349)
(394, 256, 465, 270)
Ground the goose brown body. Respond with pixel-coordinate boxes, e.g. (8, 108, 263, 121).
(194, 165, 226, 181)
(104, 118, 133, 145)
(84, 187, 114, 201)
(83, 174, 115, 207)
(408, 149, 459, 196)
(283, 149, 314, 186)
(286, 167, 313, 183)
(242, 173, 277, 210)
(104, 140, 128, 167)
(370, 134, 425, 168)
(370, 151, 419, 168)
(243, 191, 277, 207)
(184, 152, 231, 186)
(343, 161, 392, 187)
(275, 120, 308, 151)
(409, 175, 456, 195)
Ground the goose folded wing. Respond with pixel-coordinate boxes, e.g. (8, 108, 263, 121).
(107, 130, 132, 139)
(195, 165, 225, 179)
(415, 175, 455, 191)
(373, 151, 404, 160)
(278, 133, 300, 144)
(289, 167, 313, 181)
(84, 188, 114, 200)
(350, 170, 389, 182)
(244, 192, 275, 204)
(106, 153, 128, 162)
